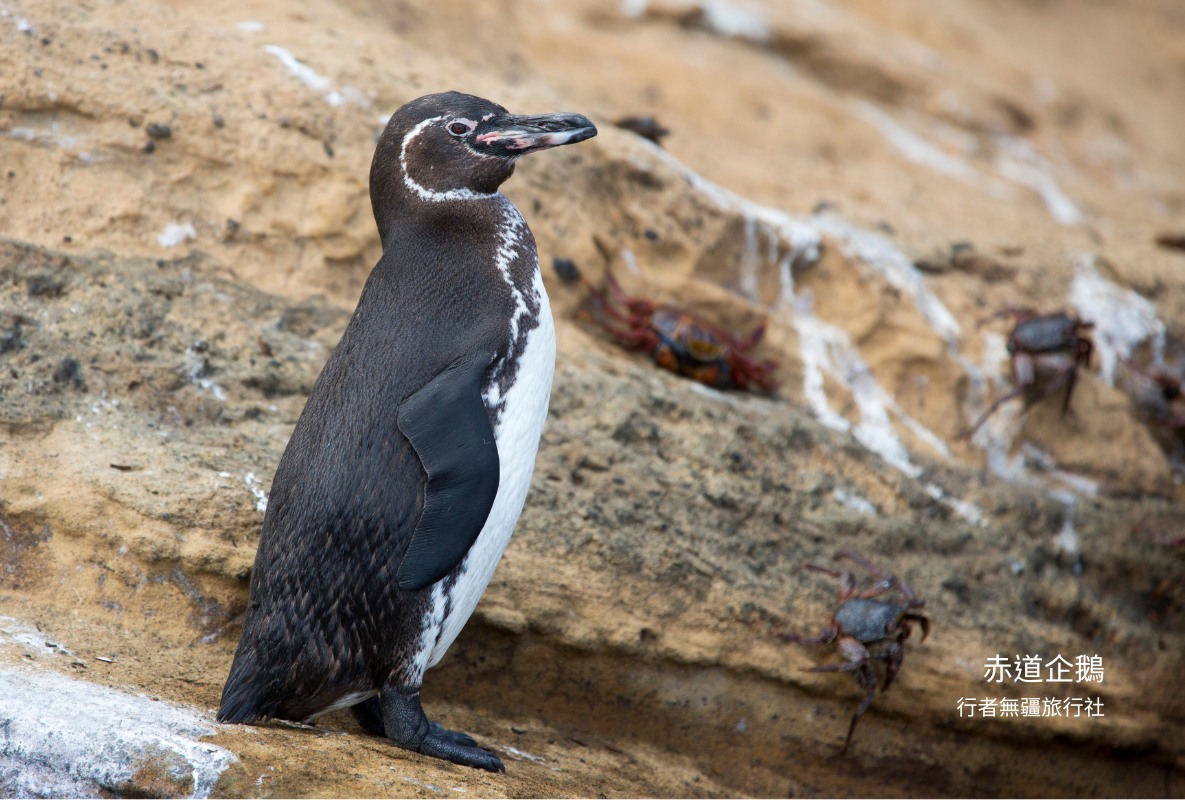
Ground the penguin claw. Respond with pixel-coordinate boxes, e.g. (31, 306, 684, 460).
(418, 731, 505, 772)
(352, 699, 484, 753)
(429, 721, 478, 748)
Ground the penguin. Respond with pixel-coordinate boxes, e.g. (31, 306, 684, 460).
(217, 91, 597, 773)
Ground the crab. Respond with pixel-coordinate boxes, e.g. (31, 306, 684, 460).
(966, 307, 1094, 437)
(776, 550, 930, 755)
(612, 115, 671, 146)
(1118, 356, 1185, 429)
(585, 265, 776, 392)
(1118, 355, 1185, 472)
(1133, 525, 1185, 548)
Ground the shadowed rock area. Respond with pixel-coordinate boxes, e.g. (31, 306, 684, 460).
(2, 0, 1184, 796)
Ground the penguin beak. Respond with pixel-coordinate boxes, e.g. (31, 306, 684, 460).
(474, 112, 598, 158)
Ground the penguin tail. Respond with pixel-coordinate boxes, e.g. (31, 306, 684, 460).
(216, 649, 346, 724)
(217, 680, 266, 724)
(215, 697, 260, 724)
(216, 650, 273, 724)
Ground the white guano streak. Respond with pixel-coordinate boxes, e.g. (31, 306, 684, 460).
(1068, 253, 1166, 386)
(0, 618, 235, 799)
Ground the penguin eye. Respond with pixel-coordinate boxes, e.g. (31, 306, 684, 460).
(447, 121, 474, 136)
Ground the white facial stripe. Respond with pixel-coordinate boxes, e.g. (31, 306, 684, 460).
(398, 116, 492, 202)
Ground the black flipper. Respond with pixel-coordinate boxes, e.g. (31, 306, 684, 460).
(395, 352, 500, 591)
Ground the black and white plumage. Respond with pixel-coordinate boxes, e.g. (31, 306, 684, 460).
(217, 92, 596, 772)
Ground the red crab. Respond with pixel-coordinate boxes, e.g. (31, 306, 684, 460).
(1133, 525, 1185, 548)
(967, 307, 1094, 436)
(585, 265, 776, 392)
(776, 550, 930, 755)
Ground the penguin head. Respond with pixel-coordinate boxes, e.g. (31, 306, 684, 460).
(372, 91, 597, 206)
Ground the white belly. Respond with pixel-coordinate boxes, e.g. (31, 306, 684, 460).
(413, 272, 555, 676)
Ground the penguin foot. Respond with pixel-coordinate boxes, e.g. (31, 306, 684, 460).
(351, 695, 385, 736)
(381, 687, 505, 772)
(355, 699, 479, 749)
(429, 720, 478, 749)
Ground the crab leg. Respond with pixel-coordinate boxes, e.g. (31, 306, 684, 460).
(727, 350, 776, 393)
(1061, 338, 1092, 416)
(965, 384, 1025, 437)
(735, 319, 767, 352)
(592, 320, 658, 351)
(880, 642, 905, 691)
(976, 306, 1036, 328)
(1030, 362, 1077, 418)
(902, 613, 931, 641)
(603, 265, 655, 316)
(836, 551, 901, 599)
(585, 282, 645, 327)
(842, 664, 879, 755)
(807, 635, 871, 674)
(775, 622, 839, 647)
(966, 360, 1080, 436)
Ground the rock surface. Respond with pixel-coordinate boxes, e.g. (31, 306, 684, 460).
(2, 0, 1184, 796)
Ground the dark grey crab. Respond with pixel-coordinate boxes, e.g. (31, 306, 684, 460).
(966, 307, 1094, 437)
(777, 550, 930, 754)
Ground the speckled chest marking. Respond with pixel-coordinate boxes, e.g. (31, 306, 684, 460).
(481, 199, 544, 424)
(418, 273, 553, 676)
